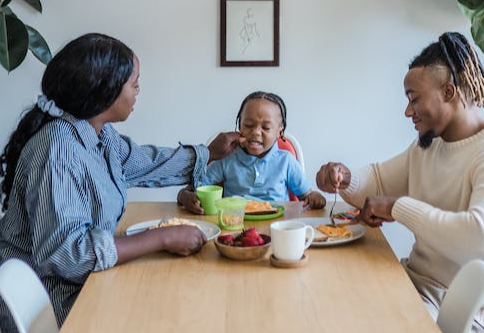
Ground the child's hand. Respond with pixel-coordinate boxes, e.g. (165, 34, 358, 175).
(178, 189, 204, 215)
(301, 191, 326, 209)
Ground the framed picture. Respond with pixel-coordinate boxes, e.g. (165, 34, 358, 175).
(221, 0, 279, 67)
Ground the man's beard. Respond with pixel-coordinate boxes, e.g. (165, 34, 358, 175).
(418, 130, 435, 149)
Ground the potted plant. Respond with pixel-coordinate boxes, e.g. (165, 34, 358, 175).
(0, 0, 51, 72)
(458, 1, 484, 53)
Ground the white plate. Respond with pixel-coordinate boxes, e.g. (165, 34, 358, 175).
(125, 218, 221, 241)
(299, 217, 365, 247)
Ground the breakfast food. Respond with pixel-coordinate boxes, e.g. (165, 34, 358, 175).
(333, 209, 360, 220)
(149, 218, 200, 230)
(313, 235, 329, 242)
(316, 224, 353, 240)
(217, 228, 268, 247)
(245, 200, 278, 215)
(220, 214, 244, 227)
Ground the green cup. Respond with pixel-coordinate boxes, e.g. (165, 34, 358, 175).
(215, 197, 247, 231)
(196, 185, 223, 215)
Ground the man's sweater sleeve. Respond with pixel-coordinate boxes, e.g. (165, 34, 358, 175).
(340, 147, 410, 208)
(392, 194, 484, 263)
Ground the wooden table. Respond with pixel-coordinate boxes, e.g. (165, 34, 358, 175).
(60, 202, 441, 333)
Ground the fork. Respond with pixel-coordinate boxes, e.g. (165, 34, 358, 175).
(328, 189, 338, 227)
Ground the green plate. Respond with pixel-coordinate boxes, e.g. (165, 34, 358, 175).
(244, 204, 285, 221)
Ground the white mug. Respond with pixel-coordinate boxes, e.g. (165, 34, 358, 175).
(270, 220, 315, 261)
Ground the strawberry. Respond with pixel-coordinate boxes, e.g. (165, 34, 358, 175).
(218, 234, 235, 246)
(243, 227, 259, 240)
(224, 228, 264, 247)
(241, 236, 260, 247)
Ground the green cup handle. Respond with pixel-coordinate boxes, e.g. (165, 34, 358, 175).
(217, 209, 224, 226)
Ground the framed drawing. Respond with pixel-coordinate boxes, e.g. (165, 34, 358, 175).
(221, 0, 279, 67)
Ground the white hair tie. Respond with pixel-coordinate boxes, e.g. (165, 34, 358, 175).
(37, 95, 64, 117)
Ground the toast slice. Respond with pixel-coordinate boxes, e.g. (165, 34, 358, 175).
(245, 200, 278, 215)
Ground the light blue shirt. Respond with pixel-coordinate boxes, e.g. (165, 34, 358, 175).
(202, 143, 311, 201)
(0, 112, 208, 331)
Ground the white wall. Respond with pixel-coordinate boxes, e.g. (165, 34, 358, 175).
(0, 0, 476, 259)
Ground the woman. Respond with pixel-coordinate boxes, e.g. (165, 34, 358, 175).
(0, 33, 241, 332)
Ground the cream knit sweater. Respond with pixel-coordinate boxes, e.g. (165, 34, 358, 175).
(341, 130, 484, 289)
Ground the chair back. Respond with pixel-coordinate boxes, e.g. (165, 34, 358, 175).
(0, 259, 58, 333)
(278, 133, 305, 173)
(277, 133, 305, 201)
(437, 259, 484, 333)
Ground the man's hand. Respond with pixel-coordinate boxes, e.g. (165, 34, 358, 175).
(316, 162, 351, 193)
(207, 132, 245, 162)
(355, 196, 397, 227)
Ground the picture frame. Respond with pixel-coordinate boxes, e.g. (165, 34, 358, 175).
(220, 0, 279, 67)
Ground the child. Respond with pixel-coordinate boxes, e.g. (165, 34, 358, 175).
(178, 91, 326, 214)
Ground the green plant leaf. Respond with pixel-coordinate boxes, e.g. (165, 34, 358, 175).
(458, 2, 476, 20)
(0, 12, 29, 71)
(471, 8, 484, 53)
(21, 0, 42, 13)
(458, 0, 484, 10)
(0, 0, 13, 8)
(25, 24, 50, 65)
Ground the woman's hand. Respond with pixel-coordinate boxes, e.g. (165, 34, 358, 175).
(315, 162, 351, 193)
(177, 189, 204, 215)
(301, 191, 326, 209)
(355, 196, 397, 227)
(207, 132, 245, 161)
(159, 225, 207, 256)
(115, 225, 207, 264)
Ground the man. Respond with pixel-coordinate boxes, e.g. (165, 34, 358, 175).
(316, 32, 484, 332)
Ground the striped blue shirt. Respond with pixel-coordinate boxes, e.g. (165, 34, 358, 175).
(0, 112, 208, 331)
(202, 143, 311, 201)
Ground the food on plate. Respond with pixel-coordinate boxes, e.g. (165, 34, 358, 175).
(333, 209, 360, 220)
(148, 217, 200, 230)
(316, 224, 353, 239)
(217, 227, 268, 247)
(245, 200, 278, 215)
(313, 235, 329, 242)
